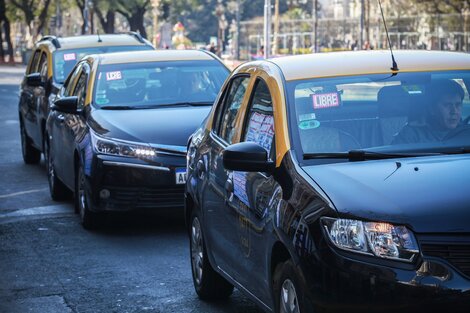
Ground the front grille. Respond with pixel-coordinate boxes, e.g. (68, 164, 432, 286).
(421, 243, 470, 278)
(105, 186, 185, 209)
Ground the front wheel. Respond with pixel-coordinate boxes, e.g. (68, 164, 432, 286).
(46, 138, 71, 201)
(20, 119, 41, 164)
(273, 260, 307, 313)
(190, 211, 233, 300)
(75, 164, 103, 230)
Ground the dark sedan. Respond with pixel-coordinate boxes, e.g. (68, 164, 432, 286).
(45, 50, 229, 229)
(185, 50, 470, 313)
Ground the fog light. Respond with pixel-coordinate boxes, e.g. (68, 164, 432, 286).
(100, 189, 110, 199)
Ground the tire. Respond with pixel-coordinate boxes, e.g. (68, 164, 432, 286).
(45, 138, 71, 201)
(190, 211, 233, 300)
(273, 260, 307, 313)
(75, 164, 102, 230)
(20, 119, 41, 164)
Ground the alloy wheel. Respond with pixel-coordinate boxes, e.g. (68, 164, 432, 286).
(280, 279, 300, 313)
(191, 217, 204, 286)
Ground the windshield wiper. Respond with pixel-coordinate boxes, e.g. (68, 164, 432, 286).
(303, 150, 443, 162)
(100, 102, 213, 110)
(100, 105, 137, 110)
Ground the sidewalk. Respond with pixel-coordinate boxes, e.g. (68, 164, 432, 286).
(0, 65, 26, 85)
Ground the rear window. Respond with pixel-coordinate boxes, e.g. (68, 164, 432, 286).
(53, 45, 153, 83)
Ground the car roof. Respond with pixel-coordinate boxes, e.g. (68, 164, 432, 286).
(265, 50, 470, 81)
(93, 49, 218, 65)
(37, 34, 150, 51)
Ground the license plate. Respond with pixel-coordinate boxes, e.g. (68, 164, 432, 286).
(175, 168, 187, 185)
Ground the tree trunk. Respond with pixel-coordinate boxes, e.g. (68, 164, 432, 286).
(106, 11, 115, 33)
(0, 24, 4, 63)
(36, 0, 52, 36)
(128, 9, 147, 39)
(4, 18, 15, 63)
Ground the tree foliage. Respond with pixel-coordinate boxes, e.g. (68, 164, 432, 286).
(9, 0, 53, 38)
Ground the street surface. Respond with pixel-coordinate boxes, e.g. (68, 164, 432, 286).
(0, 66, 262, 313)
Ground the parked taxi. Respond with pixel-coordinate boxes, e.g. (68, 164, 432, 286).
(46, 49, 229, 229)
(185, 50, 470, 313)
(18, 33, 154, 164)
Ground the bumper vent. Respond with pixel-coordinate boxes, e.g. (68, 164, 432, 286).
(421, 243, 470, 279)
(105, 186, 185, 210)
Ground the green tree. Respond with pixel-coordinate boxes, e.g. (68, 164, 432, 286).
(92, 0, 115, 34)
(115, 0, 151, 38)
(9, 0, 53, 39)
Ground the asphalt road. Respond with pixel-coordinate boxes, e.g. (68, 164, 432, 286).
(0, 66, 262, 313)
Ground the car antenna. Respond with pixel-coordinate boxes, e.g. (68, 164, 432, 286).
(97, 30, 103, 43)
(378, 0, 398, 72)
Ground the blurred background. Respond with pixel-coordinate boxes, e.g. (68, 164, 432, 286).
(0, 0, 469, 65)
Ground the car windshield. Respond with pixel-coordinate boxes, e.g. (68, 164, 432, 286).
(287, 70, 470, 161)
(53, 45, 152, 84)
(93, 60, 229, 109)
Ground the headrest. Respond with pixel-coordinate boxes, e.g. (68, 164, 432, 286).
(377, 85, 410, 117)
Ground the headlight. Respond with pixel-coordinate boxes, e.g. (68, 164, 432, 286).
(321, 217, 419, 262)
(90, 130, 155, 158)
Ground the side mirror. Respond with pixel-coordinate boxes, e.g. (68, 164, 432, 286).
(223, 142, 274, 173)
(52, 96, 79, 114)
(26, 73, 43, 87)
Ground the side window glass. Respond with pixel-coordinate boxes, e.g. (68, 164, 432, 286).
(217, 76, 250, 144)
(73, 70, 88, 109)
(28, 50, 41, 74)
(64, 64, 82, 97)
(38, 52, 48, 82)
(242, 79, 275, 160)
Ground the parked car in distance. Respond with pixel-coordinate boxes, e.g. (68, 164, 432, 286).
(185, 50, 470, 313)
(46, 49, 229, 229)
(18, 33, 154, 165)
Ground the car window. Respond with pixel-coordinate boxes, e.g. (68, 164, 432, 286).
(38, 52, 48, 82)
(242, 79, 275, 160)
(287, 70, 470, 158)
(73, 67, 88, 109)
(28, 50, 41, 74)
(216, 76, 250, 144)
(93, 60, 228, 107)
(64, 63, 83, 97)
(53, 45, 153, 84)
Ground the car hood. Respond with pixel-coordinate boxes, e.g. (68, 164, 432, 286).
(302, 154, 470, 233)
(89, 106, 211, 147)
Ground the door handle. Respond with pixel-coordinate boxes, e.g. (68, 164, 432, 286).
(225, 178, 234, 193)
(57, 114, 65, 123)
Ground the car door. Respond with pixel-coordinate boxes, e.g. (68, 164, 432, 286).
(34, 51, 49, 146)
(21, 49, 42, 143)
(228, 78, 280, 304)
(50, 63, 82, 187)
(59, 63, 90, 188)
(202, 75, 252, 277)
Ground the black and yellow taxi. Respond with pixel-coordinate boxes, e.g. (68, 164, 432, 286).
(185, 50, 470, 313)
(46, 49, 229, 229)
(18, 33, 154, 164)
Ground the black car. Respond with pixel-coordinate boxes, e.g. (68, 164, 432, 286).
(18, 33, 154, 165)
(185, 50, 470, 313)
(45, 49, 229, 229)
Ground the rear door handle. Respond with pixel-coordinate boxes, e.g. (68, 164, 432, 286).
(225, 178, 234, 193)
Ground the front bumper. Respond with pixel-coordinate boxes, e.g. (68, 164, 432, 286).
(84, 153, 186, 212)
(302, 233, 470, 312)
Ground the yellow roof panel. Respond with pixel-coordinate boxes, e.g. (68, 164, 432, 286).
(269, 50, 470, 81)
(97, 49, 215, 65)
